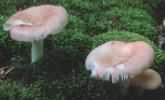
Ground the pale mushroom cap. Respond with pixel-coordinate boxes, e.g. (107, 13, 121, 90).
(130, 69, 162, 90)
(85, 41, 154, 82)
(124, 41, 154, 77)
(3, 5, 68, 42)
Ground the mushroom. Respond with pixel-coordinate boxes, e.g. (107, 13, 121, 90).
(85, 41, 154, 83)
(3, 5, 68, 63)
(129, 68, 162, 90)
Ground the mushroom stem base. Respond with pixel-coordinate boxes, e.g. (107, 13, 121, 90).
(31, 40, 44, 63)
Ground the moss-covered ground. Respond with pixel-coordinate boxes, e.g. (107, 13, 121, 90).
(0, 0, 165, 99)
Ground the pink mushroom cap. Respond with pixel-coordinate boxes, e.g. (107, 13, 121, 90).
(3, 5, 68, 42)
(85, 41, 154, 83)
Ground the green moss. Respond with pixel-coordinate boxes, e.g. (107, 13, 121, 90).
(107, 7, 156, 40)
(65, 15, 86, 33)
(37, 69, 121, 100)
(0, 80, 42, 100)
(109, 0, 145, 9)
(78, 6, 156, 39)
(51, 32, 93, 50)
(0, 0, 16, 16)
(155, 49, 165, 64)
(0, 17, 8, 46)
(93, 31, 153, 46)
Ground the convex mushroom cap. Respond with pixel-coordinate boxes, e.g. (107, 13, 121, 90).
(3, 4, 68, 42)
(85, 41, 154, 83)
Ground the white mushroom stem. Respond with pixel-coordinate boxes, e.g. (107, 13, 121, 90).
(31, 40, 44, 63)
